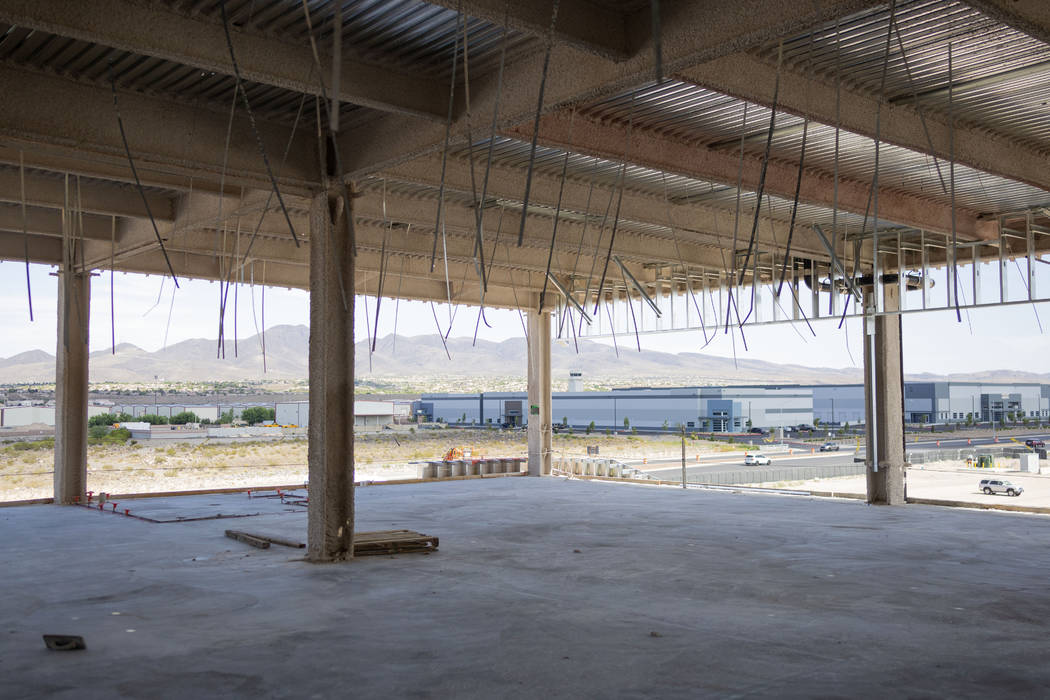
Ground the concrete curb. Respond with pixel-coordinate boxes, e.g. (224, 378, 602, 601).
(0, 472, 529, 507)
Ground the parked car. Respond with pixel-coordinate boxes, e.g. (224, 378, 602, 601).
(819, 442, 840, 451)
(1024, 439, 1045, 449)
(748, 427, 765, 435)
(796, 424, 815, 432)
(744, 454, 771, 465)
(979, 479, 1023, 496)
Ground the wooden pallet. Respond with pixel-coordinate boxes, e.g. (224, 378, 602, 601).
(354, 529, 438, 556)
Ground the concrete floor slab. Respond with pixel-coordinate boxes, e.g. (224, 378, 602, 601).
(3, 478, 1050, 698)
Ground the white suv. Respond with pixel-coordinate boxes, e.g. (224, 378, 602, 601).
(745, 454, 771, 465)
(979, 479, 1023, 497)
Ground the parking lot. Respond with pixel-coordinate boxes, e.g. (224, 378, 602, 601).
(782, 461, 1050, 508)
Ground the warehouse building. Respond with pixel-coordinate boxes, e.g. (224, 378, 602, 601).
(420, 385, 814, 431)
(275, 400, 410, 428)
(422, 381, 1050, 431)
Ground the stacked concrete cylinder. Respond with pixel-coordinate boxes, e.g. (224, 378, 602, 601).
(421, 462, 438, 479)
(437, 461, 452, 478)
(467, 460, 480, 476)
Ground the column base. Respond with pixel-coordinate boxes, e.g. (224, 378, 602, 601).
(866, 462, 906, 505)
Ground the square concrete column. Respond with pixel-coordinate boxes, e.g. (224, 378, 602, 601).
(527, 308, 552, 477)
(54, 268, 91, 504)
(307, 192, 355, 561)
(863, 284, 906, 504)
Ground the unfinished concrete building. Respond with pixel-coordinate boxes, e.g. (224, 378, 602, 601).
(3, 0, 1050, 695)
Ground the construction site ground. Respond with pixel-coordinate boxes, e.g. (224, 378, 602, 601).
(763, 460, 1050, 507)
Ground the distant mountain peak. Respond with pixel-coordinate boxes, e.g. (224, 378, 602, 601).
(0, 328, 1045, 387)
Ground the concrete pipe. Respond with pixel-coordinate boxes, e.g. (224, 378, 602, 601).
(436, 462, 452, 479)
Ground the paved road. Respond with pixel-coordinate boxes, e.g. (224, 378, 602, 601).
(638, 450, 860, 482)
(905, 433, 1050, 450)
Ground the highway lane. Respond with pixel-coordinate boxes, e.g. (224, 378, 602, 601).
(639, 450, 861, 482)
(905, 433, 1050, 449)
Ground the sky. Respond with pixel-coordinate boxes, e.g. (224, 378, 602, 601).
(1, 260, 1048, 375)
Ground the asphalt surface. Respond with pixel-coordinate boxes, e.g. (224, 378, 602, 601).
(634, 432, 1050, 484)
(904, 433, 1050, 450)
(637, 450, 860, 482)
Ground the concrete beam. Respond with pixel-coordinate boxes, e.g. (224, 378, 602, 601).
(0, 205, 117, 241)
(511, 111, 993, 239)
(0, 0, 446, 120)
(307, 192, 355, 562)
(0, 145, 224, 195)
(0, 64, 318, 196)
(966, 0, 1050, 47)
(679, 53, 1050, 194)
(340, 0, 882, 176)
(0, 229, 62, 263)
(54, 267, 90, 504)
(92, 220, 536, 310)
(421, 0, 629, 60)
(352, 184, 770, 274)
(0, 167, 175, 221)
(378, 152, 830, 259)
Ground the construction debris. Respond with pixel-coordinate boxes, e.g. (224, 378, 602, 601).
(353, 530, 439, 557)
(43, 635, 86, 651)
(224, 530, 271, 549)
(225, 530, 305, 549)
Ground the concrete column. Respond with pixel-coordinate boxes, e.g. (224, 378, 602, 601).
(307, 192, 355, 561)
(54, 268, 90, 504)
(863, 284, 906, 504)
(527, 308, 552, 477)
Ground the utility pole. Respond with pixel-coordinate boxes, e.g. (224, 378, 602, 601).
(681, 426, 687, 489)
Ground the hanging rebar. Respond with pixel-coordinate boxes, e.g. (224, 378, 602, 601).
(18, 151, 33, 321)
(219, 0, 299, 247)
(518, 0, 561, 247)
(593, 93, 636, 315)
(108, 69, 178, 288)
(737, 42, 782, 287)
(432, 5, 463, 271)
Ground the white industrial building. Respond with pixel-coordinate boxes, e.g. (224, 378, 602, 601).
(421, 381, 1050, 432)
(0, 404, 109, 428)
(276, 400, 408, 428)
(420, 385, 814, 432)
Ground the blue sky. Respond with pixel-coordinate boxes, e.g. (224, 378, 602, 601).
(1, 261, 1048, 374)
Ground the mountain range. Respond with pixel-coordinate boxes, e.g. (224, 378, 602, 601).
(1, 324, 1047, 388)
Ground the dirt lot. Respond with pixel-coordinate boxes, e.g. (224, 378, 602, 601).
(0, 429, 732, 502)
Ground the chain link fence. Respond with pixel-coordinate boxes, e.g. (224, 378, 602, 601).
(689, 463, 866, 486)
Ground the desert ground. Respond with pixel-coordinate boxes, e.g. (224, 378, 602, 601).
(0, 428, 731, 501)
